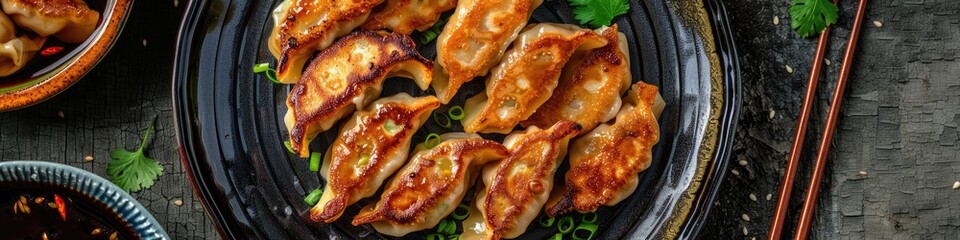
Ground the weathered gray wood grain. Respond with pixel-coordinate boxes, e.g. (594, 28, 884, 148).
(0, 1, 217, 239)
(705, 0, 960, 239)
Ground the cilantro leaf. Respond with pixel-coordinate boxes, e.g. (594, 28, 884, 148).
(107, 116, 164, 193)
(789, 0, 839, 38)
(569, 0, 630, 28)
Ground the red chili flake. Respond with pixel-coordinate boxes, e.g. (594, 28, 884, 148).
(54, 194, 67, 221)
(41, 46, 64, 56)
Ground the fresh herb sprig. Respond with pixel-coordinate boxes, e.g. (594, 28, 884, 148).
(107, 116, 164, 193)
(789, 0, 839, 38)
(569, 0, 630, 28)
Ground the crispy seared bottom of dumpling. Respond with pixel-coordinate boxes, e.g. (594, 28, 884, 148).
(307, 93, 439, 223)
(361, 0, 457, 35)
(545, 82, 664, 216)
(352, 133, 509, 236)
(462, 23, 606, 134)
(269, 0, 384, 83)
(285, 30, 432, 157)
(475, 121, 581, 239)
(522, 25, 631, 133)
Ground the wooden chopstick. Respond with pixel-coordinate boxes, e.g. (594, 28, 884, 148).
(793, 0, 869, 239)
(767, 2, 836, 239)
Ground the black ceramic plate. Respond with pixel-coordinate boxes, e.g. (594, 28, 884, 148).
(173, 0, 740, 239)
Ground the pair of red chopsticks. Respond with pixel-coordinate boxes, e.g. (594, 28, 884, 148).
(768, 0, 870, 239)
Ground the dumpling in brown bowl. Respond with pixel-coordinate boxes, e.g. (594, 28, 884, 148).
(0, 0, 100, 43)
(307, 93, 440, 223)
(0, 12, 44, 77)
(352, 133, 509, 237)
(461, 23, 606, 134)
(285, 30, 432, 157)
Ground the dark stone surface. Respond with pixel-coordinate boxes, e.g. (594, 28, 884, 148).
(1, 0, 958, 239)
(0, 1, 216, 239)
(703, 0, 960, 239)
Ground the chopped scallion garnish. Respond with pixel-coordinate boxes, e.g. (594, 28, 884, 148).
(539, 215, 556, 227)
(425, 133, 441, 149)
(303, 188, 323, 206)
(572, 223, 598, 240)
(309, 152, 321, 172)
(557, 216, 575, 234)
(427, 233, 444, 240)
(252, 63, 281, 84)
(448, 106, 465, 121)
(433, 111, 452, 128)
(551, 233, 564, 240)
(283, 141, 296, 154)
(581, 212, 597, 224)
(451, 204, 470, 220)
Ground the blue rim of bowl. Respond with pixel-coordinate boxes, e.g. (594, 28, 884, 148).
(0, 161, 170, 240)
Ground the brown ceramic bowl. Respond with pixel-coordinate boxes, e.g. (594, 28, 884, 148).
(0, 0, 133, 112)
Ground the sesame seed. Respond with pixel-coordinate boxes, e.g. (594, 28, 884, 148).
(742, 226, 749, 236)
(731, 169, 741, 176)
(952, 181, 959, 189)
(773, 16, 780, 25)
(824, 58, 832, 65)
(174, 199, 184, 206)
(769, 109, 776, 119)
(872, 20, 882, 28)
(858, 171, 868, 176)
(749, 193, 758, 202)
(741, 214, 751, 222)
(84, 155, 94, 162)
(173, 0, 179, 7)
(739, 159, 748, 166)
(142, 39, 148, 46)
(766, 194, 772, 201)
(785, 65, 794, 73)
(57, 111, 65, 118)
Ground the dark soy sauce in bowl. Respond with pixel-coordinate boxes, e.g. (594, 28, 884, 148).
(0, 186, 137, 240)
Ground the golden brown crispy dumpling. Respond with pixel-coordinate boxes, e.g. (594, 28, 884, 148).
(468, 121, 581, 240)
(352, 133, 509, 236)
(307, 93, 440, 223)
(432, 0, 544, 103)
(0, 0, 99, 43)
(0, 12, 44, 77)
(285, 30, 432, 157)
(462, 23, 606, 134)
(545, 82, 664, 216)
(522, 25, 631, 133)
(269, 0, 384, 84)
(361, 0, 457, 35)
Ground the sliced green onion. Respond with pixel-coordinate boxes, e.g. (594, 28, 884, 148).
(420, 31, 439, 44)
(539, 215, 556, 227)
(435, 220, 449, 233)
(451, 204, 470, 220)
(448, 106, 465, 120)
(283, 141, 296, 154)
(447, 234, 460, 240)
(303, 188, 323, 206)
(551, 233, 564, 240)
(309, 152, 321, 172)
(557, 216, 575, 234)
(433, 111, 452, 128)
(382, 119, 402, 135)
(571, 223, 598, 240)
(581, 212, 597, 224)
(253, 63, 271, 73)
(427, 233, 444, 240)
(436, 219, 456, 235)
(253, 63, 281, 84)
(425, 133, 441, 149)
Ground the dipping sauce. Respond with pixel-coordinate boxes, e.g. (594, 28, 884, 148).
(0, 187, 137, 240)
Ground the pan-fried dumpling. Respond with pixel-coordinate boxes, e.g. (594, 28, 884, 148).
(0, 12, 44, 77)
(545, 82, 664, 216)
(522, 25, 631, 133)
(307, 93, 440, 223)
(361, 0, 457, 35)
(0, 0, 100, 43)
(462, 23, 606, 134)
(285, 31, 432, 157)
(352, 133, 509, 236)
(467, 121, 581, 240)
(269, 0, 383, 84)
(432, 0, 543, 103)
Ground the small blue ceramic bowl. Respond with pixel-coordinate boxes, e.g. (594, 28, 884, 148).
(0, 161, 169, 239)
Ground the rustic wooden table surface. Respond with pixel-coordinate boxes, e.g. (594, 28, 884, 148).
(0, 0, 957, 239)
